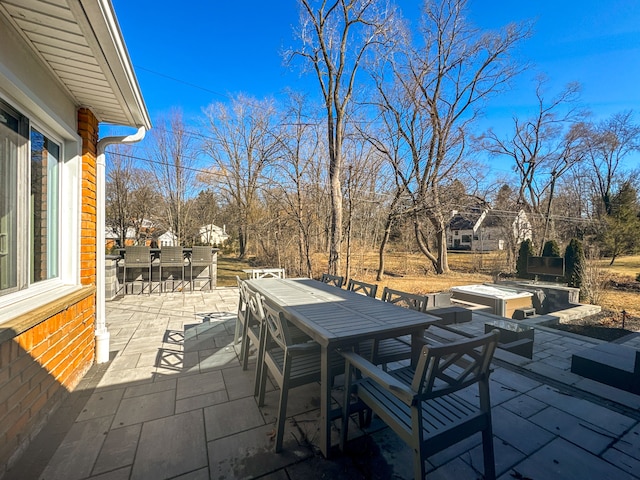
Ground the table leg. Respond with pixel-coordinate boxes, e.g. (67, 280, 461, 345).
(411, 327, 426, 366)
(320, 346, 331, 458)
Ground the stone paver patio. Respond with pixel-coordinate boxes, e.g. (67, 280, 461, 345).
(6, 289, 640, 480)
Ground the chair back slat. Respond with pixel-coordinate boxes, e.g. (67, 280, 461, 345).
(320, 273, 344, 288)
(260, 297, 292, 350)
(190, 246, 212, 266)
(125, 246, 151, 265)
(159, 246, 184, 267)
(253, 268, 286, 279)
(381, 287, 427, 312)
(346, 279, 378, 298)
(412, 330, 499, 399)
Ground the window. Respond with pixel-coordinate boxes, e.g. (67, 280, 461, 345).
(1, 100, 61, 297)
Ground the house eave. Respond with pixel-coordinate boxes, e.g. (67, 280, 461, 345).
(0, 0, 150, 129)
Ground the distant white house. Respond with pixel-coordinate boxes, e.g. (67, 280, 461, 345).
(157, 230, 178, 247)
(446, 208, 532, 251)
(199, 224, 229, 245)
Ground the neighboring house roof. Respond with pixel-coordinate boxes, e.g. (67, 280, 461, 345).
(449, 207, 529, 232)
(0, 0, 150, 129)
(448, 208, 484, 231)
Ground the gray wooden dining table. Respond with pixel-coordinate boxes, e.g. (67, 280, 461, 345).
(245, 277, 441, 458)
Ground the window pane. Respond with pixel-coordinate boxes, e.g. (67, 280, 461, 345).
(30, 129, 59, 283)
(0, 105, 26, 294)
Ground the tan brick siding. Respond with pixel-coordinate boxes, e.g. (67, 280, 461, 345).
(0, 108, 99, 472)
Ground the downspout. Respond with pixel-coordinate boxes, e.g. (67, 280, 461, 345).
(95, 126, 146, 363)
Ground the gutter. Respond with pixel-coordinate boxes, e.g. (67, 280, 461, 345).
(95, 126, 146, 363)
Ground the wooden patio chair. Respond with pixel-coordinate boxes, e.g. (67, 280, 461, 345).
(341, 329, 500, 480)
(346, 278, 378, 298)
(122, 246, 152, 295)
(252, 268, 286, 279)
(234, 276, 249, 348)
(240, 284, 264, 373)
(255, 298, 321, 452)
(381, 286, 428, 312)
(320, 273, 344, 288)
(158, 246, 185, 293)
(369, 287, 430, 366)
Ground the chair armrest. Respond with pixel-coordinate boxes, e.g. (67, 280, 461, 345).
(287, 341, 321, 354)
(340, 351, 416, 405)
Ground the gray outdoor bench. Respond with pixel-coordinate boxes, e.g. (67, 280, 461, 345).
(571, 343, 640, 394)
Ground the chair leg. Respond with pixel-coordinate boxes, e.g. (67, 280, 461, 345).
(274, 359, 292, 453)
(253, 321, 268, 398)
(340, 363, 353, 452)
(257, 354, 269, 407)
(482, 422, 496, 480)
(413, 452, 425, 480)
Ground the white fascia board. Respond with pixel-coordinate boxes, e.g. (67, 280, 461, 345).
(71, 0, 151, 129)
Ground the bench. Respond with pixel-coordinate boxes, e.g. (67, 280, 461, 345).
(425, 305, 472, 325)
(571, 343, 640, 394)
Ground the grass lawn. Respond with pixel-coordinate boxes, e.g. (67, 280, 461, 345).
(217, 251, 640, 332)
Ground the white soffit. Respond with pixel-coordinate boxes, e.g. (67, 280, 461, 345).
(0, 0, 150, 129)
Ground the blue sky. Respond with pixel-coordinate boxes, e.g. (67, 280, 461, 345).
(110, 0, 640, 170)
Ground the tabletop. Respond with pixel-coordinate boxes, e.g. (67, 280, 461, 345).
(245, 278, 439, 347)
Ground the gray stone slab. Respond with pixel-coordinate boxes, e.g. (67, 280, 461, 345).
(222, 366, 259, 400)
(611, 422, 640, 458)
(603, 446, 640, 477)
(501, 437, 636, 480)
(207, 423, 311, 479)
(39, 416, 112, 480)
(197, 345, 238, 370)
(204, 396, 265, 440)
(177, 370, 225, 400)
(491, 406, 555, 455)
(171, 467, 210, 480)
(76, 388, 124, 422)
(528, 385, 636, 435)
(176, 389, 228, 414)
(96, 366, 155, 390)
(529, 406, 618, 454)
(467, 433, 526, 478)
(490, 367, 542, 393)
(87, 466, 131, 480)
(500, 393, 547, 418)
(109, 353, 141, 370)
(92, 424, 141, 475)
(131, 410, 207, 480)
(112, 388, 175, 428)
(123, 378, 176, 399)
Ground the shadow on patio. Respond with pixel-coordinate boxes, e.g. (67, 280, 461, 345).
(6, 289, 640, 480)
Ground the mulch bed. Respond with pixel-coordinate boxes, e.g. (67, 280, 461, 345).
(548, 309, 636, 342)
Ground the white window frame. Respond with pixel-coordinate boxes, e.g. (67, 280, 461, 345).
(0, 95, 81, 322)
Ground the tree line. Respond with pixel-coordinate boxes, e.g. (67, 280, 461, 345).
(105, 0, 640, 279)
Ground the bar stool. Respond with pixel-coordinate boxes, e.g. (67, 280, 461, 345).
(122, 246, 152, 295)
(189, 246, 213, 291)
(158, 246, 185, 293)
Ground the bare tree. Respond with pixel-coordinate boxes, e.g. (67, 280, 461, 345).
(147, 110, 198, 246)
(481, 78, 586, 250)
(373, 0, 529, 273)
(583, 111, 640, 215)
(202, 95, 281, 258)
(105, 144, 135, 247)
(274, 93, 323, 276)
(290, 0, 400, 275)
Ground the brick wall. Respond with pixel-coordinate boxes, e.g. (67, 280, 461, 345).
(0, 108, 98, 472)
(0, 292, 95, 467)
(78, 107, 98, 287)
